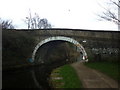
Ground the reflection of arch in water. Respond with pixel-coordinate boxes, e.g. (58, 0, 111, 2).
(32, 36, 88, 62)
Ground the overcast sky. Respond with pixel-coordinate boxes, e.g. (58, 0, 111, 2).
(0, 0, 118, 31)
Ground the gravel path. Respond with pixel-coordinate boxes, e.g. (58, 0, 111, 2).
(71, 62, 119, 88)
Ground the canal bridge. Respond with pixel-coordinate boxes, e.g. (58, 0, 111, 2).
(2, 28, 120, 69)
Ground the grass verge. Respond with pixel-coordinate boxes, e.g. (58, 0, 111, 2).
(50, 64, 83, 88)
(84, 62, 119, 81)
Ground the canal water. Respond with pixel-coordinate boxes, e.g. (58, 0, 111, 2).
(3, 60, 67, 89)
(3, 64, 54, 89)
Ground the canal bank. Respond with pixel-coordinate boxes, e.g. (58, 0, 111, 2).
(49, 64, 83, 88)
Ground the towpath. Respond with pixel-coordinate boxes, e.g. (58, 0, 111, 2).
(71, 62, 119, 88)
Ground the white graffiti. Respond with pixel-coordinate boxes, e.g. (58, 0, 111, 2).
(92, 48, 119, 54)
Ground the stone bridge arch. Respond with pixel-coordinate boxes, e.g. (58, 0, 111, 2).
(32, 36, 88, 62)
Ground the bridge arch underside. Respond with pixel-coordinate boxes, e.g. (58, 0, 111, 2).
(32, 36, 88, 64)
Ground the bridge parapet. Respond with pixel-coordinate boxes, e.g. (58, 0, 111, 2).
(29, 29, 120, 40)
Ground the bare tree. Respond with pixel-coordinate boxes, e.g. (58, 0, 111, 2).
(24, 11, 52, 29)
(0, 18, 14, 29)
(98, 0, 120, 25)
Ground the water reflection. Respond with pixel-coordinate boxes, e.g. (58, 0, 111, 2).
(3, 64, 53, 89)
(2, 60, 68, 89)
